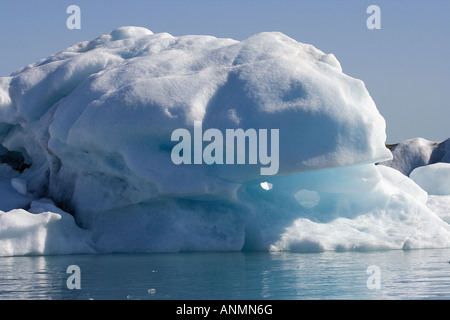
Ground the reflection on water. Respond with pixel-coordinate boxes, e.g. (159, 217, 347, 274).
(0, 249, 450, 300)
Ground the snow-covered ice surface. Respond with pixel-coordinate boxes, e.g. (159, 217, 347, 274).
(0, 26, 449, 256)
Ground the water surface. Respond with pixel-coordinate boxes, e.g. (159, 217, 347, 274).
(1, 249, 450, 300)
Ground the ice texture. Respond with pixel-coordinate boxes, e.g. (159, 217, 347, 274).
(0, 27, 449, 255)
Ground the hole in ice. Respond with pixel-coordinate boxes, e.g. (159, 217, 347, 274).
(0, 145, 31, 172)
(260, 181, 273, 190)
(294, 189, 320, 208)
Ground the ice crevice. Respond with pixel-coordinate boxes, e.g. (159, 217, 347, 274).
(0, 26, 449, 256)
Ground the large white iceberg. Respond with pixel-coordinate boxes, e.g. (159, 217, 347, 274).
(0, 26, 449, 255)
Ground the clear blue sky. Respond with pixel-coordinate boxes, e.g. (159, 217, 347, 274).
(0, 0, 448, 143)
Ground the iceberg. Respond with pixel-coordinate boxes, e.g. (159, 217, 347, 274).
(381, 137, 450, 176)
(0, 26, 449, 256)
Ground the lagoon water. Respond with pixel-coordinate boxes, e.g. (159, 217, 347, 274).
(1, 249, 450, 300)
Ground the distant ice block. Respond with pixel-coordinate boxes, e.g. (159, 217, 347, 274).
(380, 137, 450, 176)
(410, 163, 450, 196)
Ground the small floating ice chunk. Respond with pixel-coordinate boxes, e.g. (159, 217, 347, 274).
(148, 288, 156, 295)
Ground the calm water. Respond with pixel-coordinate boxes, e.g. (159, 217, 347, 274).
(0, 249, 450, 300)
